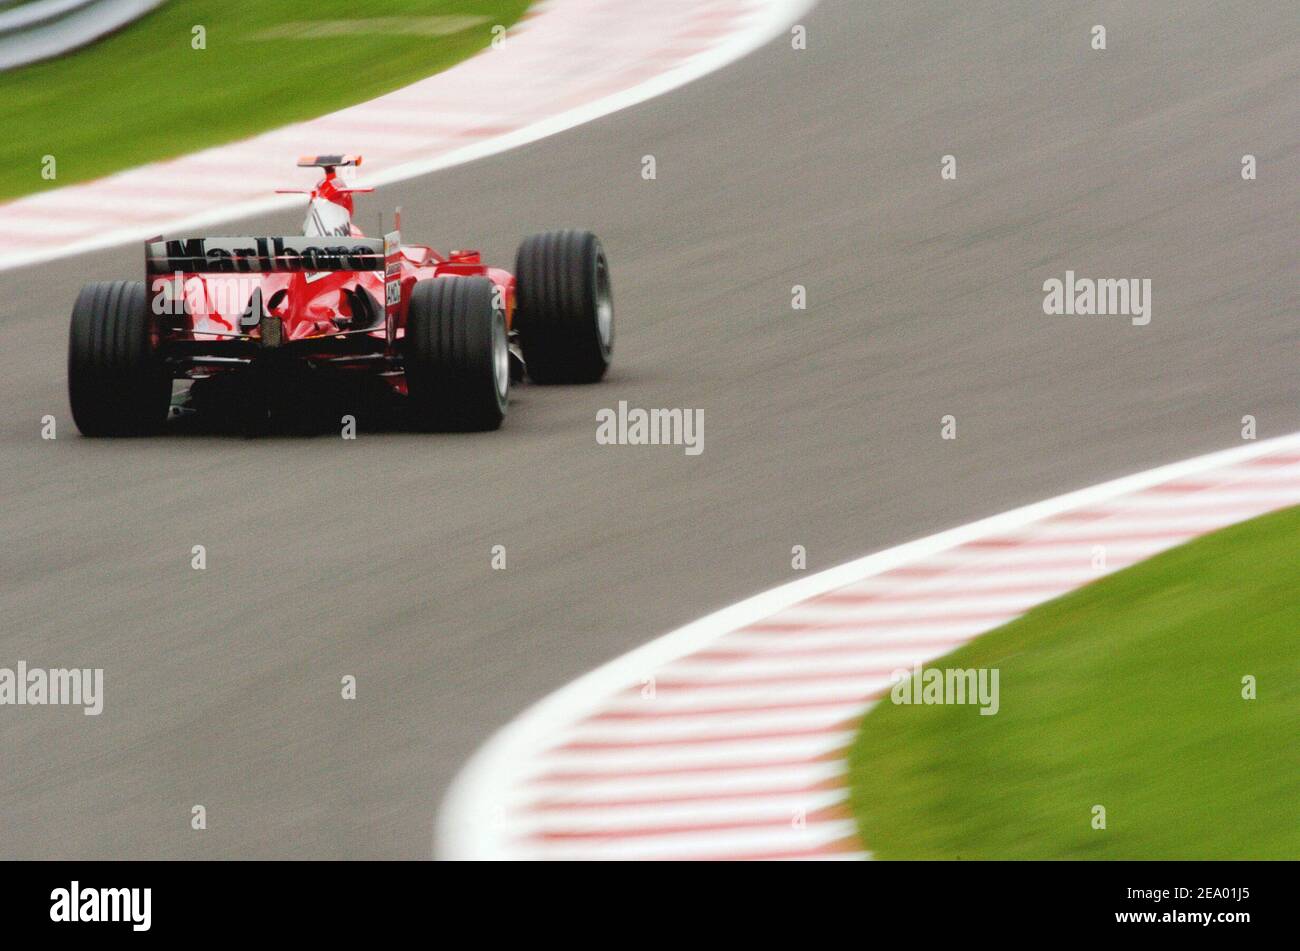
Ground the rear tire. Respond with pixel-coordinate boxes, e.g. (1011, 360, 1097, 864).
(514, 230, 613, 383)
(405, 276, 508, 431)
(67, 280, 171, 436)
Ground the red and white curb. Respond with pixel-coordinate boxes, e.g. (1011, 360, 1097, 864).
(0, 0, 815, 271)
(437, 433, 1300, 859)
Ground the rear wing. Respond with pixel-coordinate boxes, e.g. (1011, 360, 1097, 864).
(146, 236, 386, 274)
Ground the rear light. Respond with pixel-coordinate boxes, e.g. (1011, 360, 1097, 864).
(258, 314, 283, 348)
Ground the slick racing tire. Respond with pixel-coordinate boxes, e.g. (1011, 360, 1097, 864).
(68, 280, 171, 437)
(514, 230, 613, 384)
(405, 276, 509, 431)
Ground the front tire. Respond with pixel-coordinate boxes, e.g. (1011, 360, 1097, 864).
(514, 230, 613, 383)
(405, 276, 509, 431)
(68, 280, 171, 436)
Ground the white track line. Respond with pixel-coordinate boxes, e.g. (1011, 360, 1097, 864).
(437, 434, 1300, 860)
(0, 0, 817, 271)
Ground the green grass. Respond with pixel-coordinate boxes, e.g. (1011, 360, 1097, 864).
(847, 505, 1300, 859)
(0, 0, 531, 201)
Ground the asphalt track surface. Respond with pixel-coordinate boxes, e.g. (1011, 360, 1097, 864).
(1, 0, 1296, 858)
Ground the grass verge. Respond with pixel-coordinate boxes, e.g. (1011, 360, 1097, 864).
(847, 505, 1299, 859)
(0, 0, 531, 201)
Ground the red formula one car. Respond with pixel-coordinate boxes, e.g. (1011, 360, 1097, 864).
(68, 155, 614, 435)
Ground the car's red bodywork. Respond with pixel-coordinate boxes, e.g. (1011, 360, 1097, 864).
(69, 154, 613, 437)
(147, 155, 515, 395)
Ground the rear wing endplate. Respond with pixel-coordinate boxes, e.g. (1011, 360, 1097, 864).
(384, 230, 402, 346)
